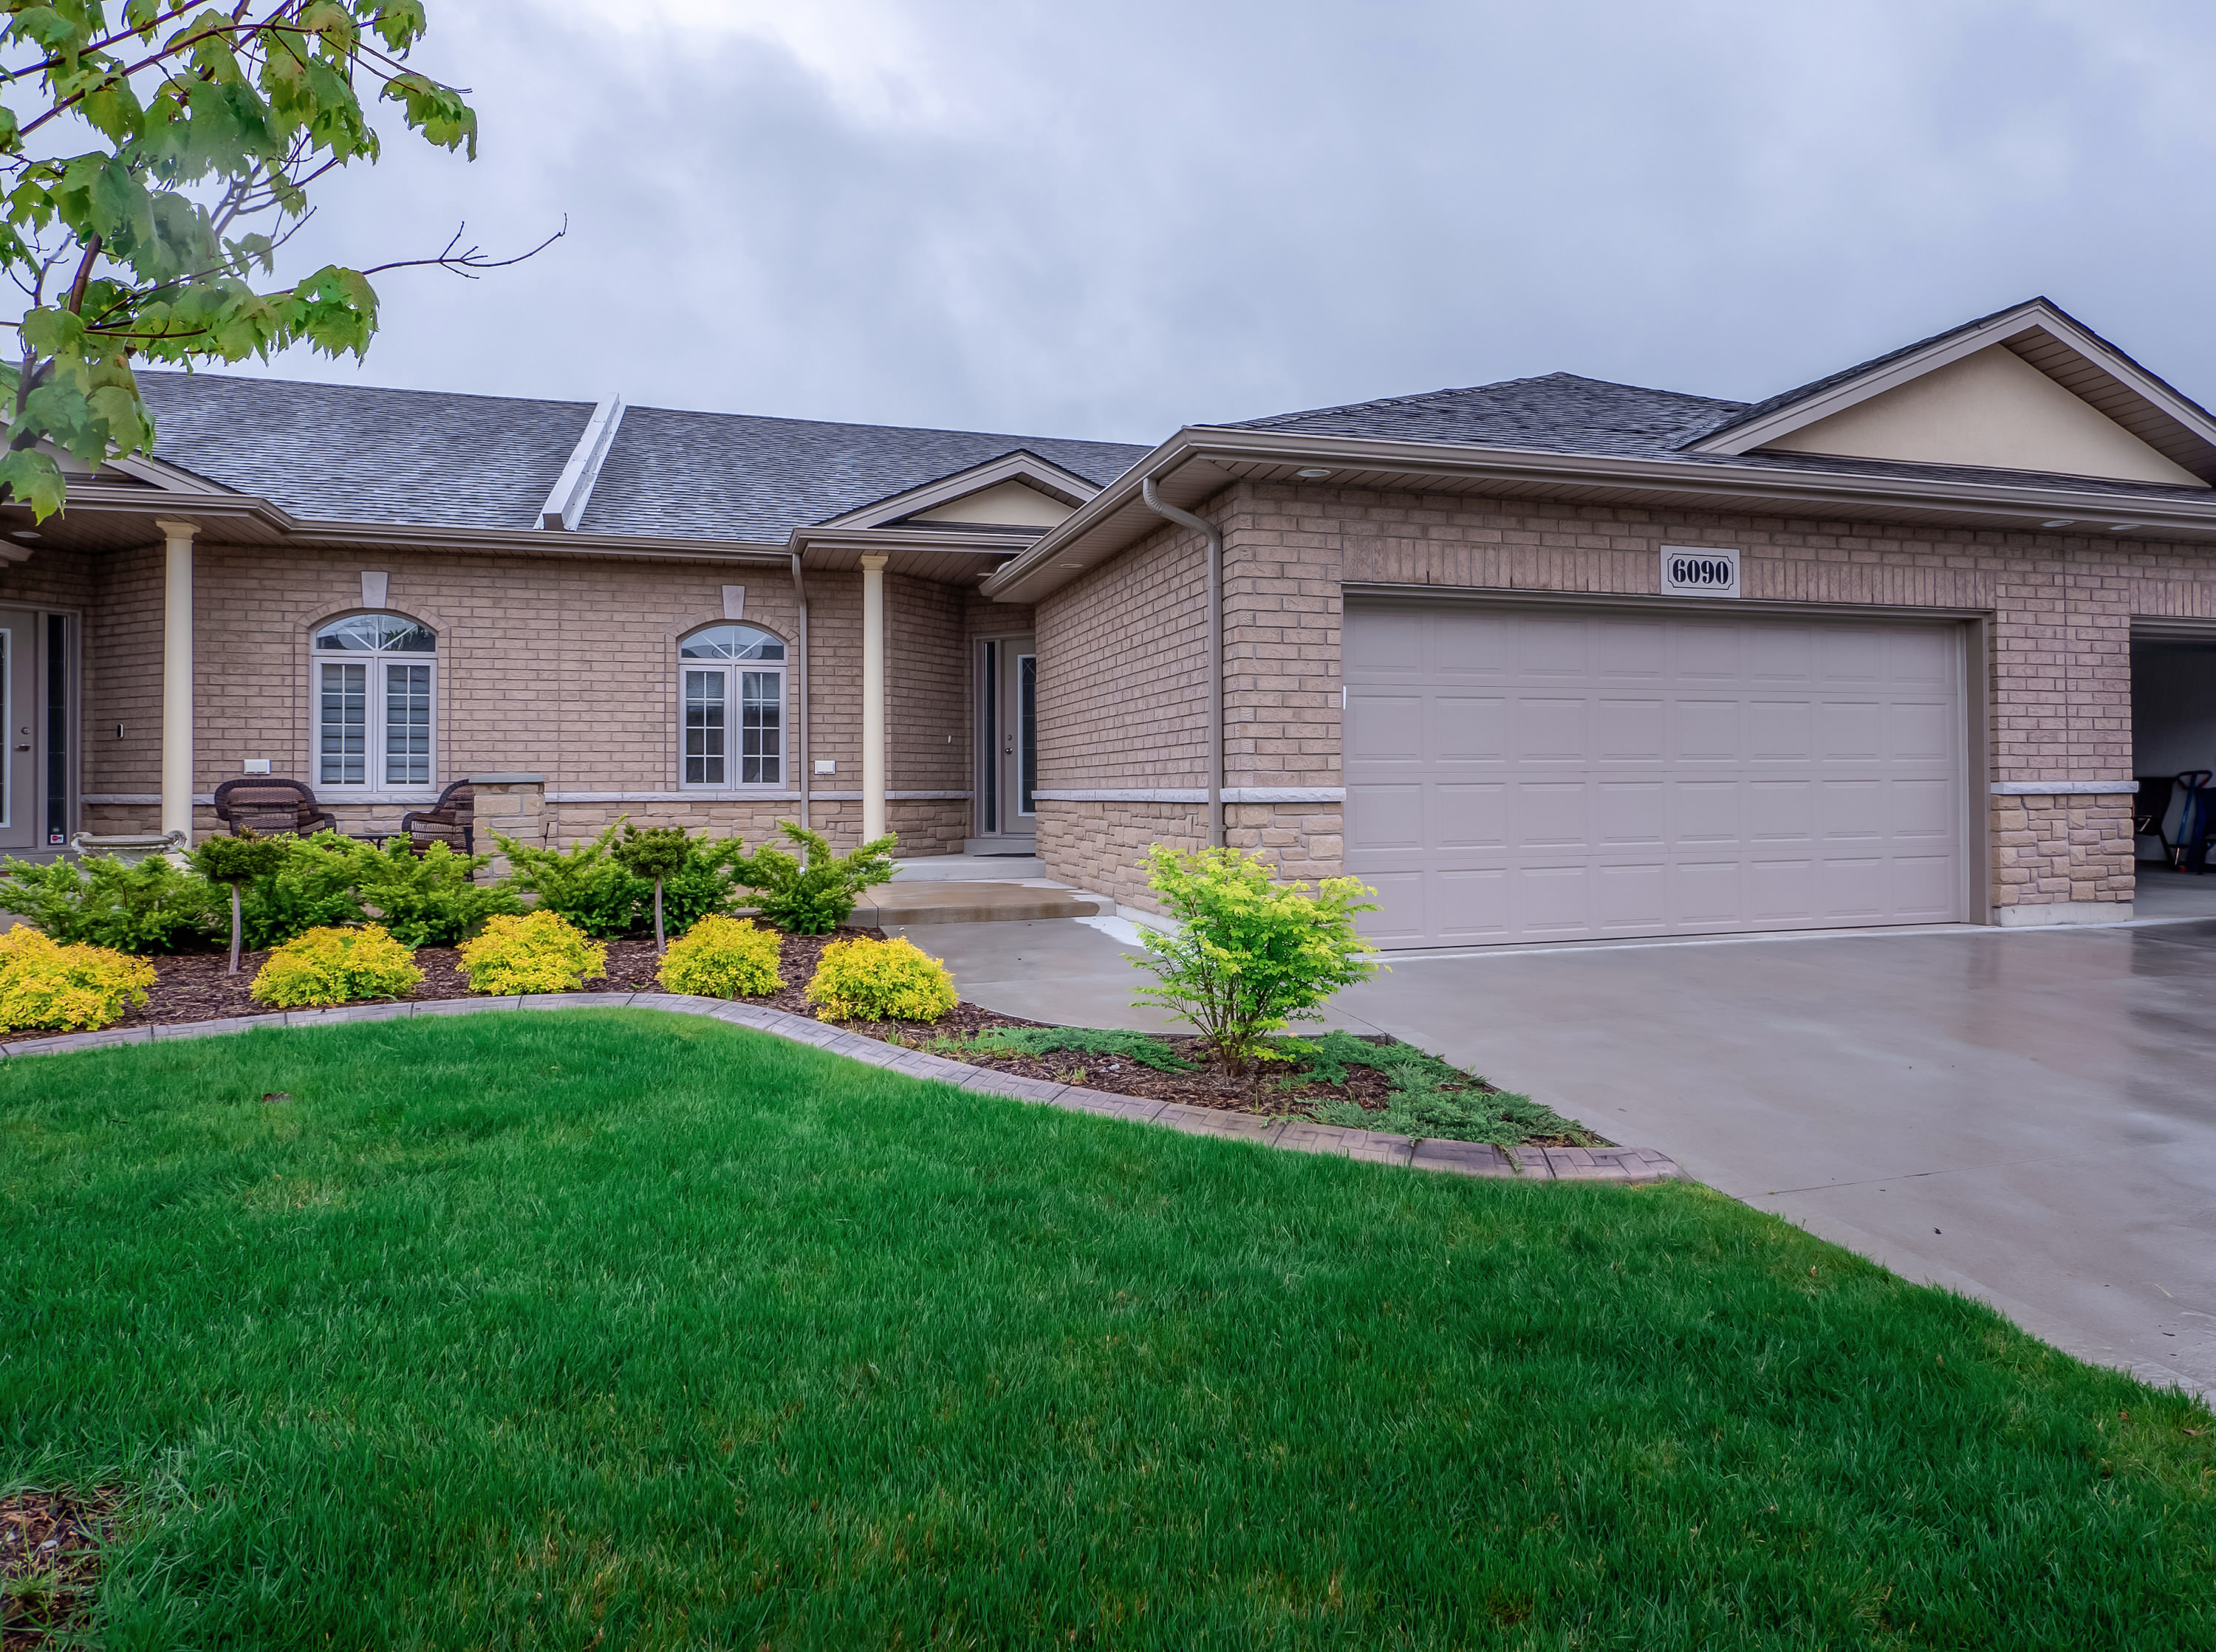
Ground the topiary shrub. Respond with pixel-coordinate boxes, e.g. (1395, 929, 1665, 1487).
(804, 936, 957, 1023)
(657, 914, 782, 998)
(496, 819, 740, 939)
(248, 924, 423, 1010)
(456, 910, 607, 995)
(189, 830, 293, 973)
(0, 926, 157, 1032)
(728, 821, 896, 934)
(0, 851, 223, 954)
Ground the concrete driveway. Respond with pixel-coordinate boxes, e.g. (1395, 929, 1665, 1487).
(895, 912, 2216, 1396)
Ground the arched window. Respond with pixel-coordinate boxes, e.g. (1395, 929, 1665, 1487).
(312, 612, 436, 789)
(678, 623, 785, 786)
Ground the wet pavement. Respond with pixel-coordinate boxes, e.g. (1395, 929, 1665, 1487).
(900, 913, 2216, 1396)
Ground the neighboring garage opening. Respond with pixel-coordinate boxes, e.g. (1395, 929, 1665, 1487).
(2130, 629, 2216, 873)
(1343, 597, 1975, 949)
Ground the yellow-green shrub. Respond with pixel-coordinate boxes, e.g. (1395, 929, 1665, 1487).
(456, 910, 607, 995)
(0, 926, 157, 1032)
(658, 914, 782, 998)
(249, 924, 423, 1009)
(804, 936, 957, 1023)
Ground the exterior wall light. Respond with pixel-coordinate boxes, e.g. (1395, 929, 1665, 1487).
(1294, 467, 1333, 479)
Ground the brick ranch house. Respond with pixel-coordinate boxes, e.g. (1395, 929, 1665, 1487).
(4, 294, 2215, 948)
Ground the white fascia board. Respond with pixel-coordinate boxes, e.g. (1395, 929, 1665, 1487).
(813, 450, 1106, 530)
(538, 394, 625, 530)
(1687, 300, 2216, 462)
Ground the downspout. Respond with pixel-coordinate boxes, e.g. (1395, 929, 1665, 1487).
(1140, 476, 1223, 848)
(790, 552, 810, 832)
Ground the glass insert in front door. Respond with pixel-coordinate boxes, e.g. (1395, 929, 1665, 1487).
(977, 636, 1037, 840)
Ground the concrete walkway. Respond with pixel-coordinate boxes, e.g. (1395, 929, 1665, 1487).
(897, 911, 2216, 1396)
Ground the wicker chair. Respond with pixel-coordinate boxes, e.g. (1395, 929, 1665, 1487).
(400, 780, 475, 856)
(211, 777, 337, 837)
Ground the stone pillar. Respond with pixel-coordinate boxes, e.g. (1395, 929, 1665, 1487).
(469, 774, 546, 879)
(154, 518, 198, 843)
(860, 553, 887, 843)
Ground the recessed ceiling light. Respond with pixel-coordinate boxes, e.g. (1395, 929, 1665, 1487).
(1060, 561, 1084, 568)
(2039, 520, 2073, 529)
(1294, 467, 1333, 479)
(8, 530, 35, 541)
(2109, 522, 2141, 532)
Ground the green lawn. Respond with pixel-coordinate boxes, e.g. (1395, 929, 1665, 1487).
(2, 1011, 2209, 1649)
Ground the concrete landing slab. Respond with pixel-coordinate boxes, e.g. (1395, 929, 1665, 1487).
(858, 881, 1106, 927)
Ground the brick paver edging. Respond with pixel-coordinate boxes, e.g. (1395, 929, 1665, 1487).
(0, 995, 1685, 1185)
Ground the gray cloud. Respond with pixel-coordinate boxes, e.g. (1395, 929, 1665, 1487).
(231, 0, 2216, 444)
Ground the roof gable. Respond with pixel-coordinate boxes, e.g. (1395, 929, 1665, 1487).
(906, 478, 1075, 528)
(815, 450, 1102, 532)
(1683, 297, 2216, 485)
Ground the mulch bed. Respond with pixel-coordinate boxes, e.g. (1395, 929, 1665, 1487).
(0, 930, 1580, 1137)
(1, 1487, 117, 1651)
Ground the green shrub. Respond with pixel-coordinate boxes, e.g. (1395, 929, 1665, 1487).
(236, 831, 369, 950)
(352, 839, 520, 948)
(249, 924, 423, 1010)
(657, 914, 783, 998)
(1129, 846, 1381, 1071)
(0, 925, 157, 1030)
(0, 851, 223, 954)
(804, 936, 957, 1023)
(190, 830, 294, 972)
(728, 822, 895, 934)
(612, 823, 694, 949)
(456, 910, 607, 995)
(496, 820, 739, 939)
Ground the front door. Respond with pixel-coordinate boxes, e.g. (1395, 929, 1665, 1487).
(975, 634, 1037, 848)
(0, 609, 64, 855)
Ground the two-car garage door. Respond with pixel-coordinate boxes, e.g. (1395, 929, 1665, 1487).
(1344, 601, 1969, 948)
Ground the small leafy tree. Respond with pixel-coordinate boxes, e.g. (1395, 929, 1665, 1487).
(1128, 845, 1382, 1075)
(0, 1, 553, 518)
(189, 827, 289, 972)
(728, 822, 895, 935)
(611, 823, 691, 952)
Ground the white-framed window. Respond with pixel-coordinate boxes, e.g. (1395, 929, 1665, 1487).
(680, 623, 786, 786)
(312, 612, 436, 789)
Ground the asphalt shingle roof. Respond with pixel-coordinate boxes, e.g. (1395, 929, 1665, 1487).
(137, 373, 596, 529)
(134, 371, 1150, 541)
(575, 406, 1148, 541)
(1227, 373, 1748, 459)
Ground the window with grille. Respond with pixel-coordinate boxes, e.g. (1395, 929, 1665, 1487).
(680, 624, 784, 787)
(312, 612, 435, 789)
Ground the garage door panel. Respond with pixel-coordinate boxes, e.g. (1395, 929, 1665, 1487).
(1434, 783, 1508, 849)
(1345, 783, 1426, 854)
(1348, 692, 1423, 761)
(1346, 606, 1965, 947)
(1515, 781, 1588, 850)
(1595, 781, 1666, 847)
(1671, 779, 1743, 846)
(1430, 694, 1508, 763)
(1675, 698, 1743, 761)
(1593, 861, 1668, 929)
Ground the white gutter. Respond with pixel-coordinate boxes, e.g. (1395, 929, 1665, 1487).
(1141, 476, 1224, 848)
(538, 394, 626, 530)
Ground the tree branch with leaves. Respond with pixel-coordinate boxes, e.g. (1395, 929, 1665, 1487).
(0, 0, 555, 517)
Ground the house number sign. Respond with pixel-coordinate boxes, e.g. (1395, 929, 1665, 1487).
(1660, 544, 1740, 598)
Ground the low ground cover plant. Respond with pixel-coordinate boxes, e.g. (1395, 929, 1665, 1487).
(2, 1013, 2209, 1647)
(657, 914, 783, 998)
(805, 935, 957, 1021)
(456, 911, 607, 995)
(930, 1024, 1200, 1072)
(249, 925, 423, 1010)
(0, 927, 155, 1031)
(728, 822, 895, 934)
(1129, 844, 1381, 1073)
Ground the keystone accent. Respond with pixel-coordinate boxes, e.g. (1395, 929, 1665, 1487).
(0, 995, 1686, 1185)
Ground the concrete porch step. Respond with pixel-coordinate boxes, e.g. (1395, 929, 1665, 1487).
(853, 880, 1107, 927)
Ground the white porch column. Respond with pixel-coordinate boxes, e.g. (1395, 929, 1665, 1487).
(154, 518, 198, 843)
(860, 553, 888, 843)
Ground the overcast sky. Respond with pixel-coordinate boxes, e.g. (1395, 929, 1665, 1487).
(226, 0, 2216, 445)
